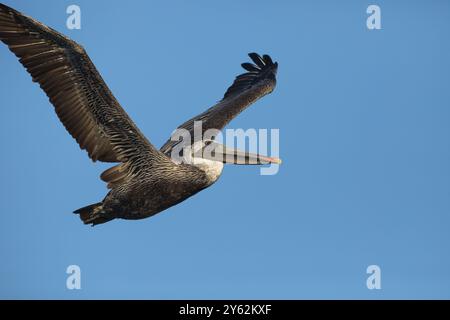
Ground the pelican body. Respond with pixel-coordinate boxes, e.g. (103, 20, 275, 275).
(0, 3, 280, 225)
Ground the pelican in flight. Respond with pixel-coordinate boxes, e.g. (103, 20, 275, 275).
(0, 3, 280, 225)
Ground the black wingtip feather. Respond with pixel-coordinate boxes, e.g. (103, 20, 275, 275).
(241, 62, 260, 72)
(223, 52, 277, 100)
(262, 54, 273, 65)
(248, 52, 265, 68)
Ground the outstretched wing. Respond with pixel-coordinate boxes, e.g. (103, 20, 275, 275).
(160, 52, 278, 155)
(0, 3, 171, 186)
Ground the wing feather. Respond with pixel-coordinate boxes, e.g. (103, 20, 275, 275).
(0, 4, 171, 184)
(160, 52, 278, 155)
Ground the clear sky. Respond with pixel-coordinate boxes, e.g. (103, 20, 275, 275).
(0, 0, 449, 299)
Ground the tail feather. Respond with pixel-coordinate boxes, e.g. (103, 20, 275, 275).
(73, 202, 113, 226)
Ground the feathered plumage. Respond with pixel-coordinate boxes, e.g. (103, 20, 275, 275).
(0, 3, 279, 225)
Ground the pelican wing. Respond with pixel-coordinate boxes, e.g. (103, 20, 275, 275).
(0, 4, 170, 185)
(160, 53, 278, 155)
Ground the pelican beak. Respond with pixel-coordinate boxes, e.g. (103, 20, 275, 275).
(202, 142, 282, 165)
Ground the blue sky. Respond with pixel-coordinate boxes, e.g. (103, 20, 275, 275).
(0, 0, 449, 299)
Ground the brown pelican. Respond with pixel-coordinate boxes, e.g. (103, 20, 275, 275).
(0, 3, 280, 225)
